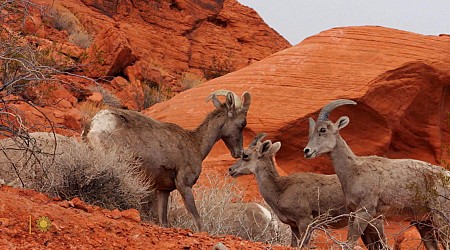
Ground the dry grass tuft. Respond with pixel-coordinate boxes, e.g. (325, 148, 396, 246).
(179, 72, 205, 90)
(49, 5, 93, 48)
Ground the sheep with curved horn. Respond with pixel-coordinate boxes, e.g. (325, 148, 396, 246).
(229, 133, 387, 248)
(82, 90, 251, 231)
(303, 99, 450, 250)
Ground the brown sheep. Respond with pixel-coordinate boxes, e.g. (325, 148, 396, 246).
(303, 99, 450, 249)
(82, 90, 251, 231)
(229, 133, 387, 248)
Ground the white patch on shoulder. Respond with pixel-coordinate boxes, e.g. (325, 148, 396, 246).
(256, 204, 272, 221)
(89, 109, 118, 134)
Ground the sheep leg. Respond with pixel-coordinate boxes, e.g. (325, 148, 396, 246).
(157, 190, 170, 227)
(177, 185, 203, 231)
(346, 208, 374, 249)
(297, 217, 314, 247)
(289, 225, 300, 247)
(361, 219, 387, 250)
(412, 220, 439, 250)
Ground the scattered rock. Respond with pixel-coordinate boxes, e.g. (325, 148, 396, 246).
(212, 242, 228, 250)
(71, 197, 94, 213)
(121, 209, 141, 223)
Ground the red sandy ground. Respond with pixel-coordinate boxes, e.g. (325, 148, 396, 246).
(0, 186, 425, 249)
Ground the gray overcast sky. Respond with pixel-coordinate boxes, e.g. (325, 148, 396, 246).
(237, 0, 450, 45)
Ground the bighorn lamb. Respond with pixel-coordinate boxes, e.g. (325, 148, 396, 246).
(82, 90, 251, 231)
(303, 99, 450, 250)
(169, 202, 278, 242)
(229, 133, 386, 248)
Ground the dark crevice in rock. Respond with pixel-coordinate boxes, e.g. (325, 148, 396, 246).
(206, 15, 227, 28)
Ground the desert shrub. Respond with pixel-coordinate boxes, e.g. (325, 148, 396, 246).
(89, 85, 122, 108)
(0, 133, 153, 212)
(49, 5, 93, 48)
(168, 175, 290, 245)
(142, 82, 174, 109)
(69, 30, 93, 49)
(202, 55, 236, 80)
(179, 72, 205, 90)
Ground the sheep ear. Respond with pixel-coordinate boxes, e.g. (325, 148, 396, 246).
(211, 94, 222, 109)
(268, 142, 281, 156)
(259, 140, 272, 157)
(226, 92, 236, 114)
(335, 116, 350, 130)
(241, 91, 251, 111)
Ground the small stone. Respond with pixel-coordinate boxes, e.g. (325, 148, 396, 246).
(212, 242, 228, 250)
(107, 209, 122, 219)
(71, 197, 94, 213)
(0, 218, 11, 227)
(121, 209, 141, 223)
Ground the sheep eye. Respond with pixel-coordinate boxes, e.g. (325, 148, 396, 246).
(319, 128, 326, 133)
(242, 154, 249, 161)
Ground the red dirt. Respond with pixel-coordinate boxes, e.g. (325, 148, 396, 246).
(0, 186, 292, 249)
(0, 186, 427, 249)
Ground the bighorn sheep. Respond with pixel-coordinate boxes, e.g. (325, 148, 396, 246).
(82, 90, 251, 231)
(169, 202, 278, 242)
(303, 99, 450, 249)
(229, 133, 387, 248)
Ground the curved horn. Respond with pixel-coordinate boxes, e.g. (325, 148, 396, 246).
(249, 133, 267, 147)
(318, 99, 356, 121)
(205, 90, 242, 107)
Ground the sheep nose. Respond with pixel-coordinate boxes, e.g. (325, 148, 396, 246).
(303, 148, 310, 154)
(228, 167, 232, 172)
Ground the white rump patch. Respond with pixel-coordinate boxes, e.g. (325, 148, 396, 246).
(88, 109, 118, 134)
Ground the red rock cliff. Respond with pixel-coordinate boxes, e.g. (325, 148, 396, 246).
(34, 0, 290, 79)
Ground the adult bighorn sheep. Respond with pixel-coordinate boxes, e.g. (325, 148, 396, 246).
(303, 99, 450, 250)
(229, 133, 387, 248)
(82, 90, 251, 231)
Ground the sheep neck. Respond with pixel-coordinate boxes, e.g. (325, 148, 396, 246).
(192, 109, 227, 160)
(254, 157, 282, 206)
(330, 134, 357, 185)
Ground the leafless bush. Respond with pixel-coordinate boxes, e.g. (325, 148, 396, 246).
(168, 175, 290, 245)
(142, 82, 174, 109)
(0, 132, 154, 211)
(202, 55, 236, 80)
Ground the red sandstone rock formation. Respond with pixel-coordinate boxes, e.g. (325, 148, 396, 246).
(144, 26, 450, 186)
(4, 0, 289, 135)
(34, 0, 290, 80)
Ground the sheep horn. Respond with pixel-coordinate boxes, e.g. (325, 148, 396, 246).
(318, 99, 356, 121)
(249, 133, 267, 147)
(205, 90, 242, 108)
